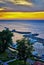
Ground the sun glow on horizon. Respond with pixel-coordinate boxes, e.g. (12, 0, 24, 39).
(0, 12, 44, 20)
(0, 8, 4, 11)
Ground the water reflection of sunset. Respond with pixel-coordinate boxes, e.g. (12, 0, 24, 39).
(0, 12, 44, 20)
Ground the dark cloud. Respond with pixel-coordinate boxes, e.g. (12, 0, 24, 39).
(0, 0, 44, 11)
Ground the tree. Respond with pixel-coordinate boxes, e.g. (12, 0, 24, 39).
(16, 38, 34, 65)
(0, 28, 13, 53)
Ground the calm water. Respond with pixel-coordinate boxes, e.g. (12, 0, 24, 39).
(0, 20, 44, 39)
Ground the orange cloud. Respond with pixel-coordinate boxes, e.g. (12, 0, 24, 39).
(0, 12, 44, 20)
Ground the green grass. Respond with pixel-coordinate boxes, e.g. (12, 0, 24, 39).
(0, 51, 8, 61)
(8, 60, 30, 65)
(0, 51, 15, 62)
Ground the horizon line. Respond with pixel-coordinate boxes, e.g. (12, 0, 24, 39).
(0, 10, 44, 12)
(0, 11, 44, 20)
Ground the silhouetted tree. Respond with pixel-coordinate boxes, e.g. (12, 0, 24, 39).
(16, 38, 34, 65)
(0, 29, 13, 53)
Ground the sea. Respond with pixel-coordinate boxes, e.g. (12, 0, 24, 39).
(0, 20, 44, 56)
(0, 20, 44, 38)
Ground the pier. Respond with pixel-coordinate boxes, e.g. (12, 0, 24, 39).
(11, 29, 31, 34)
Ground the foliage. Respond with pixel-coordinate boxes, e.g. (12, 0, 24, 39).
(16, 38, 34, 65)
(0, 51, 15, 62)
(8, 60, 30, 65)
(0, 29, 13, 53)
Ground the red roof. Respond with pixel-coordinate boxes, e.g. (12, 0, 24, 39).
(34, 61, 44, 65)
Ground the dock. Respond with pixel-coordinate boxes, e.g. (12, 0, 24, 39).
(11, 29, 31, 34)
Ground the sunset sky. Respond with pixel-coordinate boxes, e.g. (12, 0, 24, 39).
(0, 0, 44, 20)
